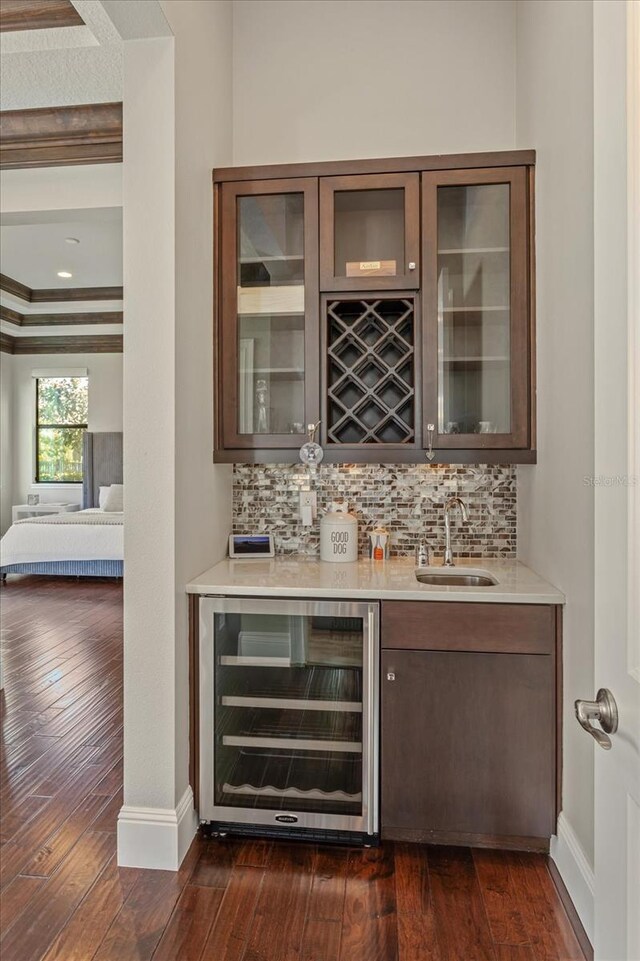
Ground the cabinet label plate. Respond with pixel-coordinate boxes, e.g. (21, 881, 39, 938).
(346, 260, 396, 277)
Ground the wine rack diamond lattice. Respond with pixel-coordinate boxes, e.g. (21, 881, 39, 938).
(327, 298, 415, 444)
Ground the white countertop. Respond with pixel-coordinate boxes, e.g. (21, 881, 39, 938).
(187, 556, 564, 605)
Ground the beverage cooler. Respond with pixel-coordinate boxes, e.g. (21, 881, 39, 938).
(198, 597, 380, 844)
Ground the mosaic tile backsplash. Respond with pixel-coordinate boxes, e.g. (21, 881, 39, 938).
(233, 464, 516, 558)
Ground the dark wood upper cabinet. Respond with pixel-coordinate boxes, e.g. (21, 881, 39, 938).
(213, 151, 535, 463)
(319, 173, 420, 291)
(422, 167, 531, 450)
(218, 178, 319, 449)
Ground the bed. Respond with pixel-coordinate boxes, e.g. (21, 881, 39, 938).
(0, 432, 123, 579)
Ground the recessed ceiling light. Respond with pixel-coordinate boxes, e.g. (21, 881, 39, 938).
(57, 271, 73, 279)
(65, 237, 80, 245)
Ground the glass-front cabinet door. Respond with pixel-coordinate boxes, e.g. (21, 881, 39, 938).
(219, 179, 319, 449)
(320, 173, 420, 291)
(199, 597, 379, 838)
(422, 167, 530, 450)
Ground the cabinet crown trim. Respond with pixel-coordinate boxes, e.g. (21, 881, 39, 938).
(213, 149, 536, 183)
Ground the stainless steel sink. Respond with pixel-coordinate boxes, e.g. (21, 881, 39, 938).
(415, 570, 498, 587)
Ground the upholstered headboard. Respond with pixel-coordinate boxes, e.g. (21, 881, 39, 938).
(82, 432, 123, 509)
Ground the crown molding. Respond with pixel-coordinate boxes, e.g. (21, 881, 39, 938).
(31, 286, 123, 304)
(1, 333, 15, 354)
(1, 333, 123, 354)
(23, 311, 123, 327)
(0, 0, 84, 33)
(0, 305, 124, 327)
(0, 274, 123, 304)
(0, 102, 122, 169)
(0, 273, 30, 301)
(0, 305, 23, 326)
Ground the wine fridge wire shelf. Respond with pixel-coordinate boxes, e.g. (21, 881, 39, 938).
(218, 749, 363, 811)
(218, 704, 362, 752)
(220, 666, 362, 711)
(326, 297, 416, 445)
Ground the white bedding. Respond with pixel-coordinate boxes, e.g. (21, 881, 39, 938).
(0, 509, 123, 567)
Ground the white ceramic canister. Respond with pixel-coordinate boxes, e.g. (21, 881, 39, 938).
(320, 502, 359, 563)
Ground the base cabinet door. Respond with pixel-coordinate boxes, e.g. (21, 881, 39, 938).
(381, 649, 556, 844)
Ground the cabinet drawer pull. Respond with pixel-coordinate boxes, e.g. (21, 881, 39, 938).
(386, 672, 396, 682)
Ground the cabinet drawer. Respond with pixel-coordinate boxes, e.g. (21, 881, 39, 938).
(382, 601, 555, 654)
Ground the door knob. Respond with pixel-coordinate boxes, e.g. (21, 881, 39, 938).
(386, 672, 396, 682)
(575, 688, 619, 750)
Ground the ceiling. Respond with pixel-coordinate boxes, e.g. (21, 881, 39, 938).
(0, 1, 174, 353)
(1, 207, 123, 288)
(0, 1, 122, 111)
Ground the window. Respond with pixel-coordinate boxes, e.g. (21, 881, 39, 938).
(35, 376, 88, 483)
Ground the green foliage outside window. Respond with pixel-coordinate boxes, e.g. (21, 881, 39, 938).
(36, 377, 88, 483)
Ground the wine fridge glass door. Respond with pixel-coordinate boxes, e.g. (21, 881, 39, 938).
(199, 598, 379, 837)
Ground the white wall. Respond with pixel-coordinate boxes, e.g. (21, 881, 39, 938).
(121, 33, 178, 836)
(515, 0, 595, 923)
(232, 0, 516, 165)
(4, 352, 122, 526)
(118, 0, 232, 871)
(0, 164, 122, 215)
(159, 0, 233, 805)
(0, 353, 14, 534)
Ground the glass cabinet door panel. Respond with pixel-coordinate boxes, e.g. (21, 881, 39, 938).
(320, 173, 419, 291)
(220, 178, 319, 449)
(437, 182, 512, 436)
(237, 193, 306, 436)
(334, 189, 405, 278)
(213, 609, 365, 815)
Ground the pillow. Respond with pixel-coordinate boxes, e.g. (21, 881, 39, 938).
(98, 486, 112, 510)
(103, 484, 123, 512)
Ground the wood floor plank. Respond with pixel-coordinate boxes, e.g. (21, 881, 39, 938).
(301, 918, 342, 961)
(91, 838, 200, 961)
(28, 743, 101, 798)
(507, 853, 584, 961)
(234, 838, 273, 868)
(190, 837, 238, 888)
(307, 847, 349, 922)
(0, 830, 115, 961)
(244, 842, 316, 961)
(1, 758, 121, 888)
(90, 760, 123, 797)
(40, 856, 139, 961)
(152, 883, 224, 961)
(394, 843, 441, 961)
(494, 946, 537, 961)
(200, 863, 265, 961)
(22, 792, 110, 878)
(473, 848, 530, 946)
(0, 874, 45, 938)
(90, 789, 123, 833)
(428, 846, 496, 961)
(0, 794, 49, 843)
(339, 846, 398, 961)
(1, 735, 59, 785)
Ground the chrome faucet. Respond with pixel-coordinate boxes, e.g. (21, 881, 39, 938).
(443, 496, 469, 567)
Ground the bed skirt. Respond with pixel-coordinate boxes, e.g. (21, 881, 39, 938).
(0, 560, 123, 578)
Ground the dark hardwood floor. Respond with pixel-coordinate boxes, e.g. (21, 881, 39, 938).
(0, 576, 587, 961)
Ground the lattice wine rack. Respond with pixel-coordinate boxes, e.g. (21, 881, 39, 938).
(326, 297, 416, 444)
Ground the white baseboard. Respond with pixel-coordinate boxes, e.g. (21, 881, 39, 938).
(117, 785, 198, 870)
(550, 812, 595, 944)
